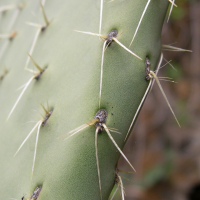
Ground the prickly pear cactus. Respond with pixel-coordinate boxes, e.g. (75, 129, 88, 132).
(0, 0, 170, 199)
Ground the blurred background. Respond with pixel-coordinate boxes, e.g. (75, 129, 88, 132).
(114, 0, 200, 199)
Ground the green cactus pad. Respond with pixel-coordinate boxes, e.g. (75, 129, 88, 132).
(0, 0, 169, 199)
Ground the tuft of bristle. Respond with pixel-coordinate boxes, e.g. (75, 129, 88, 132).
(40, 103, 53, 126)
(75, 30, 142, 60)
(106, 30, 118, 47)
(125, 54, 164, 141)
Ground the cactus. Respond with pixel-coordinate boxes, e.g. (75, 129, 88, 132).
(0, 0, 178, 199)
